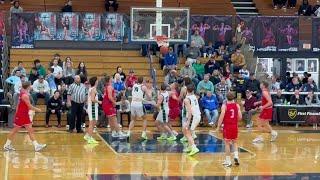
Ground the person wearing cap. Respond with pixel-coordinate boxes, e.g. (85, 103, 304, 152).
(243, 90, 257, 128)
(163, 47, 177, 75)
(31, 75, 50, 105)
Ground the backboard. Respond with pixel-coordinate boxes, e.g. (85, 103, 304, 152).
(130, 7, 190, 43)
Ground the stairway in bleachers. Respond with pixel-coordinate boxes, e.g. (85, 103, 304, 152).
(231, 0, 259, 15)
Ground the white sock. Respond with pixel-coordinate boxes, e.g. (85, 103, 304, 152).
(271, 130, 277, 135)
(32, 140, 38, 147)
(128, 131, 131, 135)
(234, 151, 239, 159)
(191, 144, 197, 149)
(5, 139, 11, 146)
(226, 156, 231, 163)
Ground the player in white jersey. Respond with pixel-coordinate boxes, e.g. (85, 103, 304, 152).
(181, 84, 200, 156)
(155, 84, 176, 141)
(84, 77, 102, 144)
(128, 77, 147, 139)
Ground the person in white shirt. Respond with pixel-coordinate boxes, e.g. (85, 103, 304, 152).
(31, 75, 50, 105)
(51, 59, 63, 86)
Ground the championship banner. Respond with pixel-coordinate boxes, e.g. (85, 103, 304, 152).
(235, 16, 255, 46)
(312, 17, 320, 52)
(11, 13, 35, 48)
(0, 12, 5, 50)
(276, 16, 299, 52)
(191, 16, 232, 45)
(276, 105, 320, 124)
(78, 13, 101, 41)
(34, 12, 57, 40)
(254, 16, 277, 52)
(101, 13, 123, 41)
(57, 13, 79, 40)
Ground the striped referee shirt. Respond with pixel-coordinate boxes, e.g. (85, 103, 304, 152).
(68, 82, 87, 104)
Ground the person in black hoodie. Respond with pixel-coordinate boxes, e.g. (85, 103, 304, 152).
(245, 73, 261, 98)
(61, 0, 72, 12)
(46, 90, 62, 128)
(29, 67, 39, 84)
(298, 0, 312, 16)
(204, 56, 220, 75)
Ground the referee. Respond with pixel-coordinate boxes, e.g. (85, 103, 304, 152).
(67, 75, 87, 133)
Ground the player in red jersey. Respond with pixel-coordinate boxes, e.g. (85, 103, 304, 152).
(3, 82, 47, 152)
(102, 75, 127, 138)
(216, 92, 242, 167)
(253, 81, 278, 143)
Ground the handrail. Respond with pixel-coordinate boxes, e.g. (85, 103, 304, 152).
(1, 12, 10, 100)
(147, 44, 157, 89)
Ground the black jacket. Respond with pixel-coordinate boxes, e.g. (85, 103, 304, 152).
(47, 97, 62, 111)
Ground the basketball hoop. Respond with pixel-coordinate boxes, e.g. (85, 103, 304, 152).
(155, 35, 169, 47)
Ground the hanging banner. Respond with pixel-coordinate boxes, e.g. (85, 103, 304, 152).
(11, 13, 35, 48)
(0, 12, 5, 50)
(57, 13, 79, 40)
(101, 13, 123, 41)
(78, 13, 101, 41)
(254, 16, 277, 52)
(235, 16, 255, 47)
(277, 16, 299, 52)
(191, 16, 232, 45)
(34, 12, 57, 40)
(312, 17, 320, 52)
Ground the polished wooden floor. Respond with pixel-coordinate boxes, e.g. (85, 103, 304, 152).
(0, 127, 320, 179)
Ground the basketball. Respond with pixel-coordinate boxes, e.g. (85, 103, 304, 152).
(160, 46, 169, 55)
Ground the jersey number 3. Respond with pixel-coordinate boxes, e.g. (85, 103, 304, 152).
(230, 109, 235, 119)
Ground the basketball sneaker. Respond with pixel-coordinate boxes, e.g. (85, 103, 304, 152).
(252, 136, 264, 143)
(93, 126, 97, 133)
(192, 132, 197, 139)
(222, 160, 232, 167)
(35, 144, 47, 152)
(88, 137, 99, 144)
(167, 135, 177, 141)
(270, 131, 278, 142)
(3, 144, 15, 151)
(157, 134, 167, 140)
(183, 146, 192, 153)
(180, 136, 188, 142)
(188, 146, 199, 156)
(141, 131, 148, 140)
(83, 134, 90, 141)
(234, 158, 240, 166)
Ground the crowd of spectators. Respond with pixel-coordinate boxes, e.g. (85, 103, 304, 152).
(273, 0, 320, 17)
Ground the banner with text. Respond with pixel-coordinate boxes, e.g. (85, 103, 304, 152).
(276, 16, 299, 52)
(191, 16, 233, 45)
(11, 13, 35, 48)
(35, 12, 57, 40)
(312, 17, 320, 52)
(276, 106, 320, 124)
(254, 16, 278, 52)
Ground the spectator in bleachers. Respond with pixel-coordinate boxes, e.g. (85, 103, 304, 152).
(245, 73, 261, 98)
(272, 89, 286, 104)
(117, 93, 130, 126)
(298, 0, 312, 16)
(125, 69, 137, 97)
(228, 37, 240, 54)
(290, 90, 305, 105)
(273, 0, 287, 9)
(231, 48, 246, 73)
(243, 90, 257, 128)
(11, 61, 26, 77)
(63, 61, 75, 85)
(209, 70, 221, 86)
(159, 46, 168, 70)
(302, 72, 310, 84)
(51, 59, 63, 86)
(46, 68, 57, 96)
(61, 0, 73, 12)
(28, 67, 38, 84)
(59, 82, 68, 112)
(12, 74, 26, 108)
(9, 70, 22, 93)
(301, 77, 317, 92)
(196, 74, 214, 96)
(285, 77, 301, 92)
(288, 0, 297, 8)
(62, 57, 73, 70)
(239, 65, 250, 80)
(46, 90, 62, 128)
(76, 62, 88, 83)
(33, 59, 46, 77)
(114, 66, 126, 82)
(185, 41, 201, 65)
(191, 30, 205, 51)
(164, 69, 179, 86)
(215, 76, 229, 103)
(180, 61, 198, 86)
(193, 59, 205, 81)
(204, 55, 220, 75)
(205, 42, 214, 57)
(305, 91, 320, 105)
(31, 75, 50, 105)
(9, 1, 23, 13)
(212, 51, 224, 68)
(105, 0, 118, 12)
(234, 73, 246, 98)
(50, 53, 63, 67)
(313, 0, 320, 16)
(0, 0, 13, 4)
(113, 73, 125, 96)
(97, 73, 108, 98)
(201, 91, 219, 126)
(271, 75, 281, 91)
(163, 47, 177, 75)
